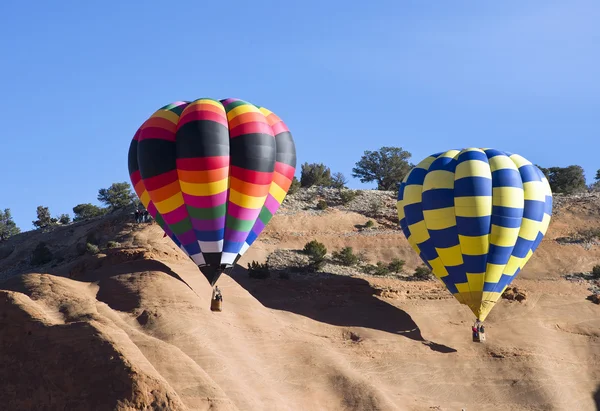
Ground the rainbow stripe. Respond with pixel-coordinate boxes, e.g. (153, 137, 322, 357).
(128, 98, 296, 285)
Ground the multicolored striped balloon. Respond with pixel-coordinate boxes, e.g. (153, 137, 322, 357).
(128, 98, 296, 286)
(397, 148, 552, 321)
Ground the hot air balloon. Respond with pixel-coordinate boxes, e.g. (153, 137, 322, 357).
(128, 98, 296, 308)
(397, 148, 552, 338)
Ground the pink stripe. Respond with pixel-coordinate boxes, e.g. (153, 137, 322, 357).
(264, 193, 281, 214)
(178, 110, 228, 128)
(271, 122, 289, 135)
(147, 202, 158, 218)
(227, 202, 261, 220)
(161, 204, 189, 224)
(229, 122, 274, 138)
(182, 191, 227, 208)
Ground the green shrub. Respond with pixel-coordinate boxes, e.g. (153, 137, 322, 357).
(592, 264, 600, 278)
(339, 189, 358, 204)
(303, 240, 327, 270)
(332, 247, 359, 266)
(369, 200, 382, 216)
(288, 176, 301, 195)
(316, 200, 328, 210)
(363, 261, 391, 276)
(414, 265, 433, 280)
(107, 240, 121, 249)
(364, 220, 375, 228)
(248, 261, 270, 279)
(31, 242, 53, 266)
(388, 258, 405, 273)
(86, 243, 100, 255)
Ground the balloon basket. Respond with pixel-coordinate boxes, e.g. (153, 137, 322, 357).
(210, 298, 222, 312)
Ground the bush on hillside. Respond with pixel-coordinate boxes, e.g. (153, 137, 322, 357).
(352, 146, 414, 191)
(316, 200, 328, 210)
(413, 265, 434, 280)
(303, 240, 327, 270)
(300, 163, 333, 188)
(388, 258, 405, 273)
(592, 264, 600, 279)
(287, 176, 301, 195)
(332, 247, 359, 266)
(339, 189, 358, 204)
(31, 242, 53, 266)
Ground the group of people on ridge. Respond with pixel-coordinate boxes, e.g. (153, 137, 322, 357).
(134, 209, 150, 224)
(472, 320, 486, 342)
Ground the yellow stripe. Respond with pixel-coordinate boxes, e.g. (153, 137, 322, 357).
(406, 235, 422, 256)
(403, 185, 424, 205)
(453, 293, 466, 304)
(539, 213, 551, 235)
(179, 179, 228, 196)
(258, 107, 273, 116)
(152, 110, 180, 124)
(228, 189, 267, 209)
(269, 182, 287, 204)
(226, 104, 260, 121)
(140, 191, 151, 208)
(519, 218, 541, 241)
(455, 282, 471, 294)
(484, 263, 505, 283)
(455, 159, 491, 180)
(520, 249, 534, 269)
(492, 187, 524, 208)
(428, 257, 449, 278)
(459, 234, 489, 255)
(423, 207, 456, 230)
(440, 149, 461, 159)
(467, 273, 485, 293)
(489, 155, 516, 172)
(490, 225, 520, 246)
(509, 154, 532, 168)
(523, 181, 545, 201)
(154, 193, 185, 214)
(436, 244, 463, 266)
(454, 196, 492, 217)
(407, 220, 429, 244)
(397, 202, 405, 220)
(414, 156, 437, 170)
(503, 256, 523, 275)
(188, 98, 224, 111)
(423, 170, 455, 191)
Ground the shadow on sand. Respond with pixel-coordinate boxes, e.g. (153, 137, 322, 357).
(230, 265, 456, 354)
(593, 385, 599, 411)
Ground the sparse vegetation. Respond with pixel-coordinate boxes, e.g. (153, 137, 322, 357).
(247, 261, 270, 279)
(339, 189, 358, 204)
(32, 206, 58, 229)
(0, 209, 20, 242)
(73, 203, 107, 221)
(107, 241, 121, 248)
(58, 214, 71, 224)
(536, 164, 587, 194)
(368, 200, 382, 217)
(288, 176, 301, 195)
(592, 264, 600, 279)
(332, 247, 359, 266)
(303, 240, 327, 270)
(300, 163, 333, 188)
(330, 172, 348, 189)
(31, 242, 53, 265)
(363, 261, 391, 276)
(352, 146, 414, 191)
(97, 182, 136, 210)
(316, 200, 328, 210)
(364, 220, 375, 228)
(388, 258, 405, 273)
(413, 265, 433, 280)
(86, 243, 100, 255)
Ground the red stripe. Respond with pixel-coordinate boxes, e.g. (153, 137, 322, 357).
(275, 161, 295, 179)
(138, 126, 176, 142)
(271, 121, 289, 135)
(230, 165, 274, 185)
(130, 170, 141, 186)
(133, 128, 142, 141)
(178, 110, 228, 128)
(143, 170, 179, 191)
(176, 156, 230, 171)
(229, 122, 274, 138)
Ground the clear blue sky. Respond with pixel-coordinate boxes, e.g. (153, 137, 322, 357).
(1, 0, 598, 230)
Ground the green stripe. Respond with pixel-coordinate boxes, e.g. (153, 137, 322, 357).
(187, 204, 226, 219)
(169, 219, 193, 235)
(223, 99, 249, 112)
(225, 215, 256, 232)
(258, 207, 274, 225)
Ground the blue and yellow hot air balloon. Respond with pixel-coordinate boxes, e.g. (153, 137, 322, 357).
(397, 148, 552, 322)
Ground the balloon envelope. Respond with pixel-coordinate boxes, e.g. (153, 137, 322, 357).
(397, 148, 552, 321)
(128, 98, 296, 286)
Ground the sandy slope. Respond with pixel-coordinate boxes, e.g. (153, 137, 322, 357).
(0, 191, 599, 410)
